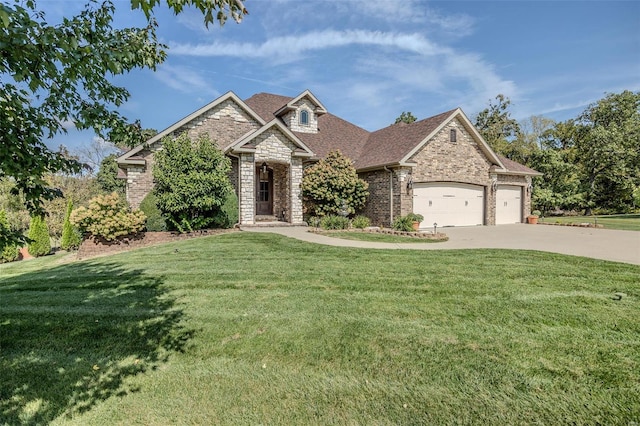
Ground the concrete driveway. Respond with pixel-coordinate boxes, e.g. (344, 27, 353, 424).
(242, 224, 640, 265)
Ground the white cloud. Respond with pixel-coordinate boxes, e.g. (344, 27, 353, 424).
(154, 64, 219, 96)
(169, 30, 445, 60)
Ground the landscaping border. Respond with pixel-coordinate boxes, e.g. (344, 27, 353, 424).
(308, 227, 448, 240)
(77, 229, 237, 259)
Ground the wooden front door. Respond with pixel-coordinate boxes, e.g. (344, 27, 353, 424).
(256, 166, 273, 215)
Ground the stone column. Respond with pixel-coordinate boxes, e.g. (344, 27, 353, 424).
(239, 153, 255, 225)
(290, 157, 304, 224)
(487, 173, 497, 225)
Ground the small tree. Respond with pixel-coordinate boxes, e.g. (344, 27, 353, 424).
(96, 154, 126, 195)
(27, 215, 51, 257)
(302, 150, 369, 217)
(0, 210, 19, 262)
(61, 199, 82, 250)
(153, 133, 233, 232)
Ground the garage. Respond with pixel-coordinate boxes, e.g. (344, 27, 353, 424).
(413, 182, 485, 227)
(495, 185, 522, 224)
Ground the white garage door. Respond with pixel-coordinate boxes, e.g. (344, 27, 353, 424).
(413, 182, 484, 227)
(496, 185, 522, 224)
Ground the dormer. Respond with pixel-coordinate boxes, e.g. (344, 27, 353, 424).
(275, 89, 327, 134)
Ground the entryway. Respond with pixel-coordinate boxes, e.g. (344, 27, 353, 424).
(256, 165, 273, 215)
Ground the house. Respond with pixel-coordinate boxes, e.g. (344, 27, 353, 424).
(117, 89, 540, 227)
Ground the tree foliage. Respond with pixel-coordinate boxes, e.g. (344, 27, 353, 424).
(0, 209, 19, 262)
(0, 0, 246, 245)
(395, 111, 417, 124)
(572, 90, 640, 214)
(302, 150, 369, 217)
(139, 191, 167, 232)
(153, 133, 234, 232)
(60, 199, 82, 250)
(475, 94, 522, 156)
(97, 154, 127, 195)
(27, 215, 51, 257)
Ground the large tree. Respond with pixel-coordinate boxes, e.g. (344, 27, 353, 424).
(0, 0, 246, 245)
(474, 94, 522, 157)
(572, 90, 640, 214)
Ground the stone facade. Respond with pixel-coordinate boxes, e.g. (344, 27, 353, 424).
(239, 153, 255, 224)
(125, 100, 260, 209)
(120, 91, 536, 228)
(282, 98, 319, 134)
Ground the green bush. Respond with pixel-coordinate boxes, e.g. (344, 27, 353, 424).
(212, 191, 238, 229)
(61, 199, 82, 250)
(139, 192, 167, 232)
(302, 150, 369, 217)
(0, 210, 19, 263)
(405, 212, 424, 223)
(320, 215, 350, 230)
(306, 216, 321, 228)
(153, 133, 234, 232)
(27, 215, 51, 257)
(351, 215, 371, 229)
(392, 215, 414, 232)
(71, 192, 146, 241)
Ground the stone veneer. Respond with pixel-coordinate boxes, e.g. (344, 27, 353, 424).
(235, 128, 305, 225)
(125, 100, 259, 208)
(282, 98, 319, 134)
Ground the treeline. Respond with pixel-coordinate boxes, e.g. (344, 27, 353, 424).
(475, 90, 640, 215)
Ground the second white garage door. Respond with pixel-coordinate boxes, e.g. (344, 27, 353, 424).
(496, 185, 522, 224)
(413, 182, 484, 227)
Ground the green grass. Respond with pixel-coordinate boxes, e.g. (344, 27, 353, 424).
(539, 213, 640, 231)
(1, 233, 639, 425)
(315, 230, 447, 243)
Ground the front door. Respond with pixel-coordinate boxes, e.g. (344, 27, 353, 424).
(256, 166, 273, 215)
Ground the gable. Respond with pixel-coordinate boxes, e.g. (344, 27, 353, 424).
(118, 92, 264, 165)
(408, 116, 494, 185)
(228, 120, 314, 160)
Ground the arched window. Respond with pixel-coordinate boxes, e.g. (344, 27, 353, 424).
(299, 110, 309, 125)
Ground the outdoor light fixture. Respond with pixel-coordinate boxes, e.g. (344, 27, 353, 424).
(407, 177, 413, 190)
(261, 162, 268, 174)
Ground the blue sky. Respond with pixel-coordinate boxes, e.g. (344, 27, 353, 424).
(43, 0, 640, 152)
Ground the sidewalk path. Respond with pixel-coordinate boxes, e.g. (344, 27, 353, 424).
(241, 224, 640, 265)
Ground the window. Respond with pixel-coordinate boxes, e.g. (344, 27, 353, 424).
(299, 110, 309, 125)
(450, 128, 457, 143)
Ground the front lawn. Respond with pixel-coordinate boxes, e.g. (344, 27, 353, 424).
(1, 233, 638, 424)
(539, 213, 640, 231)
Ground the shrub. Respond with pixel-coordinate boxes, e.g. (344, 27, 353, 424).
(392, 215, 414, 232)
(60, 199, 82, 250)
(302, 150, 369, 217)
(212, 190, 238, 229)
(351, 215, 371, 229)
(153, 133, 234, 232)
(71, 192, 146, 241)
(0, 210, 19, 262)
(139, 192, 167, 232)
(306, 216, 321, 228)
(27, 215, 51, 257)
(405, 212, 424, 223)
(320, 215, 350, 230)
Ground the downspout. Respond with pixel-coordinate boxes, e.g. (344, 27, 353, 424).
(384, 166, 394, 225)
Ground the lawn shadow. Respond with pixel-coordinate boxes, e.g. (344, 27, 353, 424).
(0, 260, 194, 424)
